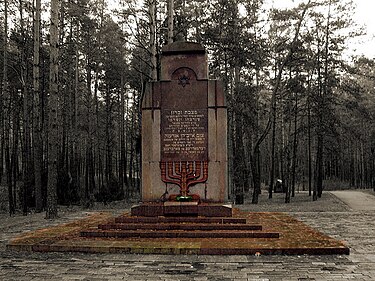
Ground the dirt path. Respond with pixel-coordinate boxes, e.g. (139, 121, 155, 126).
(330, 190, 375, 211)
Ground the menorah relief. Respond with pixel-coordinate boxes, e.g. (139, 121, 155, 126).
(160, 160, 208, 201)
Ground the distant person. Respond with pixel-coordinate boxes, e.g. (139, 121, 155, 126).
(275, 179, 283, 193)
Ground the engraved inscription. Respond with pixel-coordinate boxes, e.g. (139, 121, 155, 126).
(161, 109, 208, 161)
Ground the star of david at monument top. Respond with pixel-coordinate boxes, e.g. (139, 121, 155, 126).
(132, 41, 230, 216)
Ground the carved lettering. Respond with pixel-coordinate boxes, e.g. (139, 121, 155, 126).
(161, 109, 208, 161)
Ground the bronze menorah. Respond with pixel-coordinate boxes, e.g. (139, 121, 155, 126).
(160, 161, 208, 200)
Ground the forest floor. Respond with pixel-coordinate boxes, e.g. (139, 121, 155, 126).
(237, 189, 352, 212)
(0, 187, 356, 215)
(0, 189, 375, 280)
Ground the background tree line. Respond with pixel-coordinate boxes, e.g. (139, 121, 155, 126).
(0, 0, 374, 217)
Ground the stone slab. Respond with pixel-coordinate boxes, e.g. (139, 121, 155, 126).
(130, 203, 232, 217)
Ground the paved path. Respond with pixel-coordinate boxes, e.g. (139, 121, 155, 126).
(0, 191, 374, 280)
(331, 190, 375, 211)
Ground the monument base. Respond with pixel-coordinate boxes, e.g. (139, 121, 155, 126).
(7, 210, 350, 255)
(131, 202, 233, 217)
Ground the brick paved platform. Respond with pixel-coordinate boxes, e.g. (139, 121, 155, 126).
(6, 209, 349, 255)
(1, 191, 375, 280)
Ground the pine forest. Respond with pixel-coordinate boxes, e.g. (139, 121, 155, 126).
(0, 0, 374, 218)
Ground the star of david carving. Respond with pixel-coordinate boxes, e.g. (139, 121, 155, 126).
(178, 74, 190, 87)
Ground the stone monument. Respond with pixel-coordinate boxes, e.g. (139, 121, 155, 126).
(132, 41, 229, 216)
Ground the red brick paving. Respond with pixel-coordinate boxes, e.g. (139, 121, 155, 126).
(7, 209, 349, 255)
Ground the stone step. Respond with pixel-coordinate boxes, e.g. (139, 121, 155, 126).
(115, 216, 247, 224)
(98, 223, 262, 231)
(81, 229, 279, 239)
(130, 203, 233, 217)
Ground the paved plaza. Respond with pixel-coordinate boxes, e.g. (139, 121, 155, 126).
(1, 190, 375, 280)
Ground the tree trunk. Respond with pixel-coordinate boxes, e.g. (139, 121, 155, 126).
(0, 1, 7, 187)
(105, 85, 113, 202)
(0, 128, 2, 189)
(5, 138, 14, 215)
(284, 104, 291, 204)
(315, 0, 332, 199)
(72, 41, 80, 204)
(291, 92, 298, 197)
(314, 132, 323, 200)
(12, 104, 21, 212)
(167, 0, 174, 44)
(19, 0, 31, 216)
(372, 150, 375, 192)
(85, 44, 95, 206)
(46, 0, 60, 219)
(119, 74, 126, 199)
(3, 0, 15, 216)
(307, 77, 312, 197)
(233, 66, 245, 202)
(268, 61, 277, 199)
(149, 0, 157, 80)
(251, 149, 261, 204)
(33, 0, 43, 212)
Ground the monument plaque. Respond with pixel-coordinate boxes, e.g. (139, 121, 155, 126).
(161, 109, 208, 161)
(160, 66, 209, 163)
(140, 41, 228, 205)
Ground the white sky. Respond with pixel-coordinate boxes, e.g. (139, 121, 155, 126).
(107, 0, 375, 59)
(347, 0, 375, 58)
(267, 0, 375, 58)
